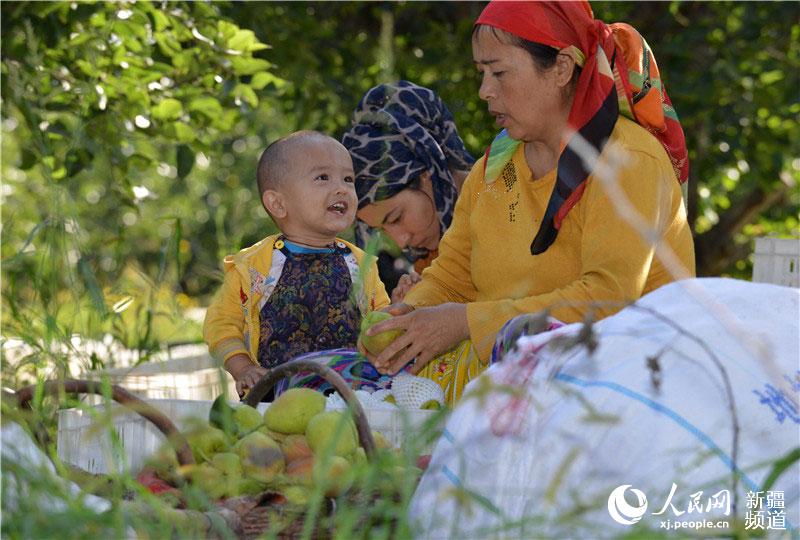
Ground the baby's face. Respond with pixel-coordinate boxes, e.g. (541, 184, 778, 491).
(279, 138, 357, 242)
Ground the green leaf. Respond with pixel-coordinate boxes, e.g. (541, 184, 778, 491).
(217, 20, 238, 42)
(229, 57, 271, 76)
(227, 29, 256, 52)
(172, 122, 196, 143)
(155, 34, 182, 57)
(149, 9, 170, 32)
(189, 96, 223, 117)
(759, 70, 784, 85)
(250, 71, 284, 90)
(234, 84, 258, 108)
(176, 144, 194, 179)
(151, 98, 183, 121)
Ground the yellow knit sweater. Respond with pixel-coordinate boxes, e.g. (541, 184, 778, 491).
(403, 117, 696, 361)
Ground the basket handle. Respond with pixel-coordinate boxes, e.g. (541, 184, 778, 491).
(242, 359, 377, 459)
(16, 379, 195, 467)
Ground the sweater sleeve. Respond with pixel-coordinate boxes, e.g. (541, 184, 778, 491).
(203, 265, 253, 365)
(402, 159, 483, 308)
(368, 256, 391, 311)
(466, 148, 678, 360)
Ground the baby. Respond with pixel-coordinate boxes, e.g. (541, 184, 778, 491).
(203, 131, 390, 398)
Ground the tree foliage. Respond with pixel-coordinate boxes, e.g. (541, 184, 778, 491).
(1, 1, 797, 363)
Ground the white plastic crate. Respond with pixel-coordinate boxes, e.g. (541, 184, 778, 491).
(752, 236, 800, 287)
(83, 354, 237, 401)
(57, 398, 437, 474)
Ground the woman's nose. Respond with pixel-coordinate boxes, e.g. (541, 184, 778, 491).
(478, 74, 494, 101)
(386, 227, 411, 249)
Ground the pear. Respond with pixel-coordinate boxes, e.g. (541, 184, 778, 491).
(351, 447, 367, 465)
(420, 400, 442, 410)
(313, 455, 353, 497)
(280, 434, 314, 462)
(235, 431, 285, 484)
(360, 311, 404, 355)
(186, 425, 229, 463)
(233, 404, 263, 436)
(210, 452, 242, 477)
(189, 462, 227, 500)
(285, 456, 314, 485)
(305, 411, 358, 458)
(372, 430, 392, 450)
(263, 388, 326, 435)
(283, 485, 312, 506)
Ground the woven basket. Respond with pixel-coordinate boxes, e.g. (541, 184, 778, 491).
(15, 358, 379, 539)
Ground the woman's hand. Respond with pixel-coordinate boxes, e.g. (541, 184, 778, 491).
(365, 302, 469, 375)
(226, 354, 268, 397)
(391, 272, 422, 304)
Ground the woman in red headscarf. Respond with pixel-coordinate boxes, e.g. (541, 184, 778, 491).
(361, 1, 695, 404)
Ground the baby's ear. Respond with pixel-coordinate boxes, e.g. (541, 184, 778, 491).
(262, 190, 287, 219)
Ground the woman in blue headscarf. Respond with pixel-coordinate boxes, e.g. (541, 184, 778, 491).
(342, 81, 475, 282)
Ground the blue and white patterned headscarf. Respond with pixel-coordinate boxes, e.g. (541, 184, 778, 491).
(342, 81, 475, 260)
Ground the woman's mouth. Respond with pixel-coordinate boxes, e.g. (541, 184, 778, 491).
(491, 111, 507, 127)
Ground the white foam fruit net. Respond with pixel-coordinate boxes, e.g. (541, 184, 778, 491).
(325, 372, 445, 411)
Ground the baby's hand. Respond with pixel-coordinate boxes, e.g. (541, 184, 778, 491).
(391, 272, 422, 303)
(235, 364, 268, 397)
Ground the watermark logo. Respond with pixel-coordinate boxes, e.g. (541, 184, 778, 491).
(607, 483, 788, 532)
(607, 485, 648, 525)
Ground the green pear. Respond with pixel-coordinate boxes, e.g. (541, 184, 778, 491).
(313, 455, 353, 497)
(210, 452, 242, 477)
(360, 311, 404, 355)
(305, 411, 358, 458)
(372, 430, 392, 450)
(283, 485, 312, 506)
(420, 400, 442, 410)
(235, 431, 285, 484)
(186, 425, 229, 463)
(263, 388, 326, 435)
(233, 404, 263, 436)
(190, 462, 227, 500)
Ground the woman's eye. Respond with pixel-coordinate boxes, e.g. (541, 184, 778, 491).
(492, 71, 505, 78)
(389, 213, 402, 225)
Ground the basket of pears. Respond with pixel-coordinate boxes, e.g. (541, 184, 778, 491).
(143, 358, 423, 538)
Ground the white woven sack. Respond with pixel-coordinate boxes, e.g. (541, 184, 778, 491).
(410, 278, 800, 538)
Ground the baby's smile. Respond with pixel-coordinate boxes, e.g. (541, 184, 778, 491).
(327, 201, 349, 215)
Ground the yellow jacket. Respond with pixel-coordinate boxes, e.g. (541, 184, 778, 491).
(204, 234, 390, 366)
(404, 117, 696, 361)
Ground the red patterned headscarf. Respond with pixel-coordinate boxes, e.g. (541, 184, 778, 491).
(476, 1, 688, 254)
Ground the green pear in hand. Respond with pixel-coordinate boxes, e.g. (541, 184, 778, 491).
(360, 311, 404, 355)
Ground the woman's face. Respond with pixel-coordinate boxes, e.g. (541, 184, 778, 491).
(356, 171, 440, 252)
(472, 27, 565, 143)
